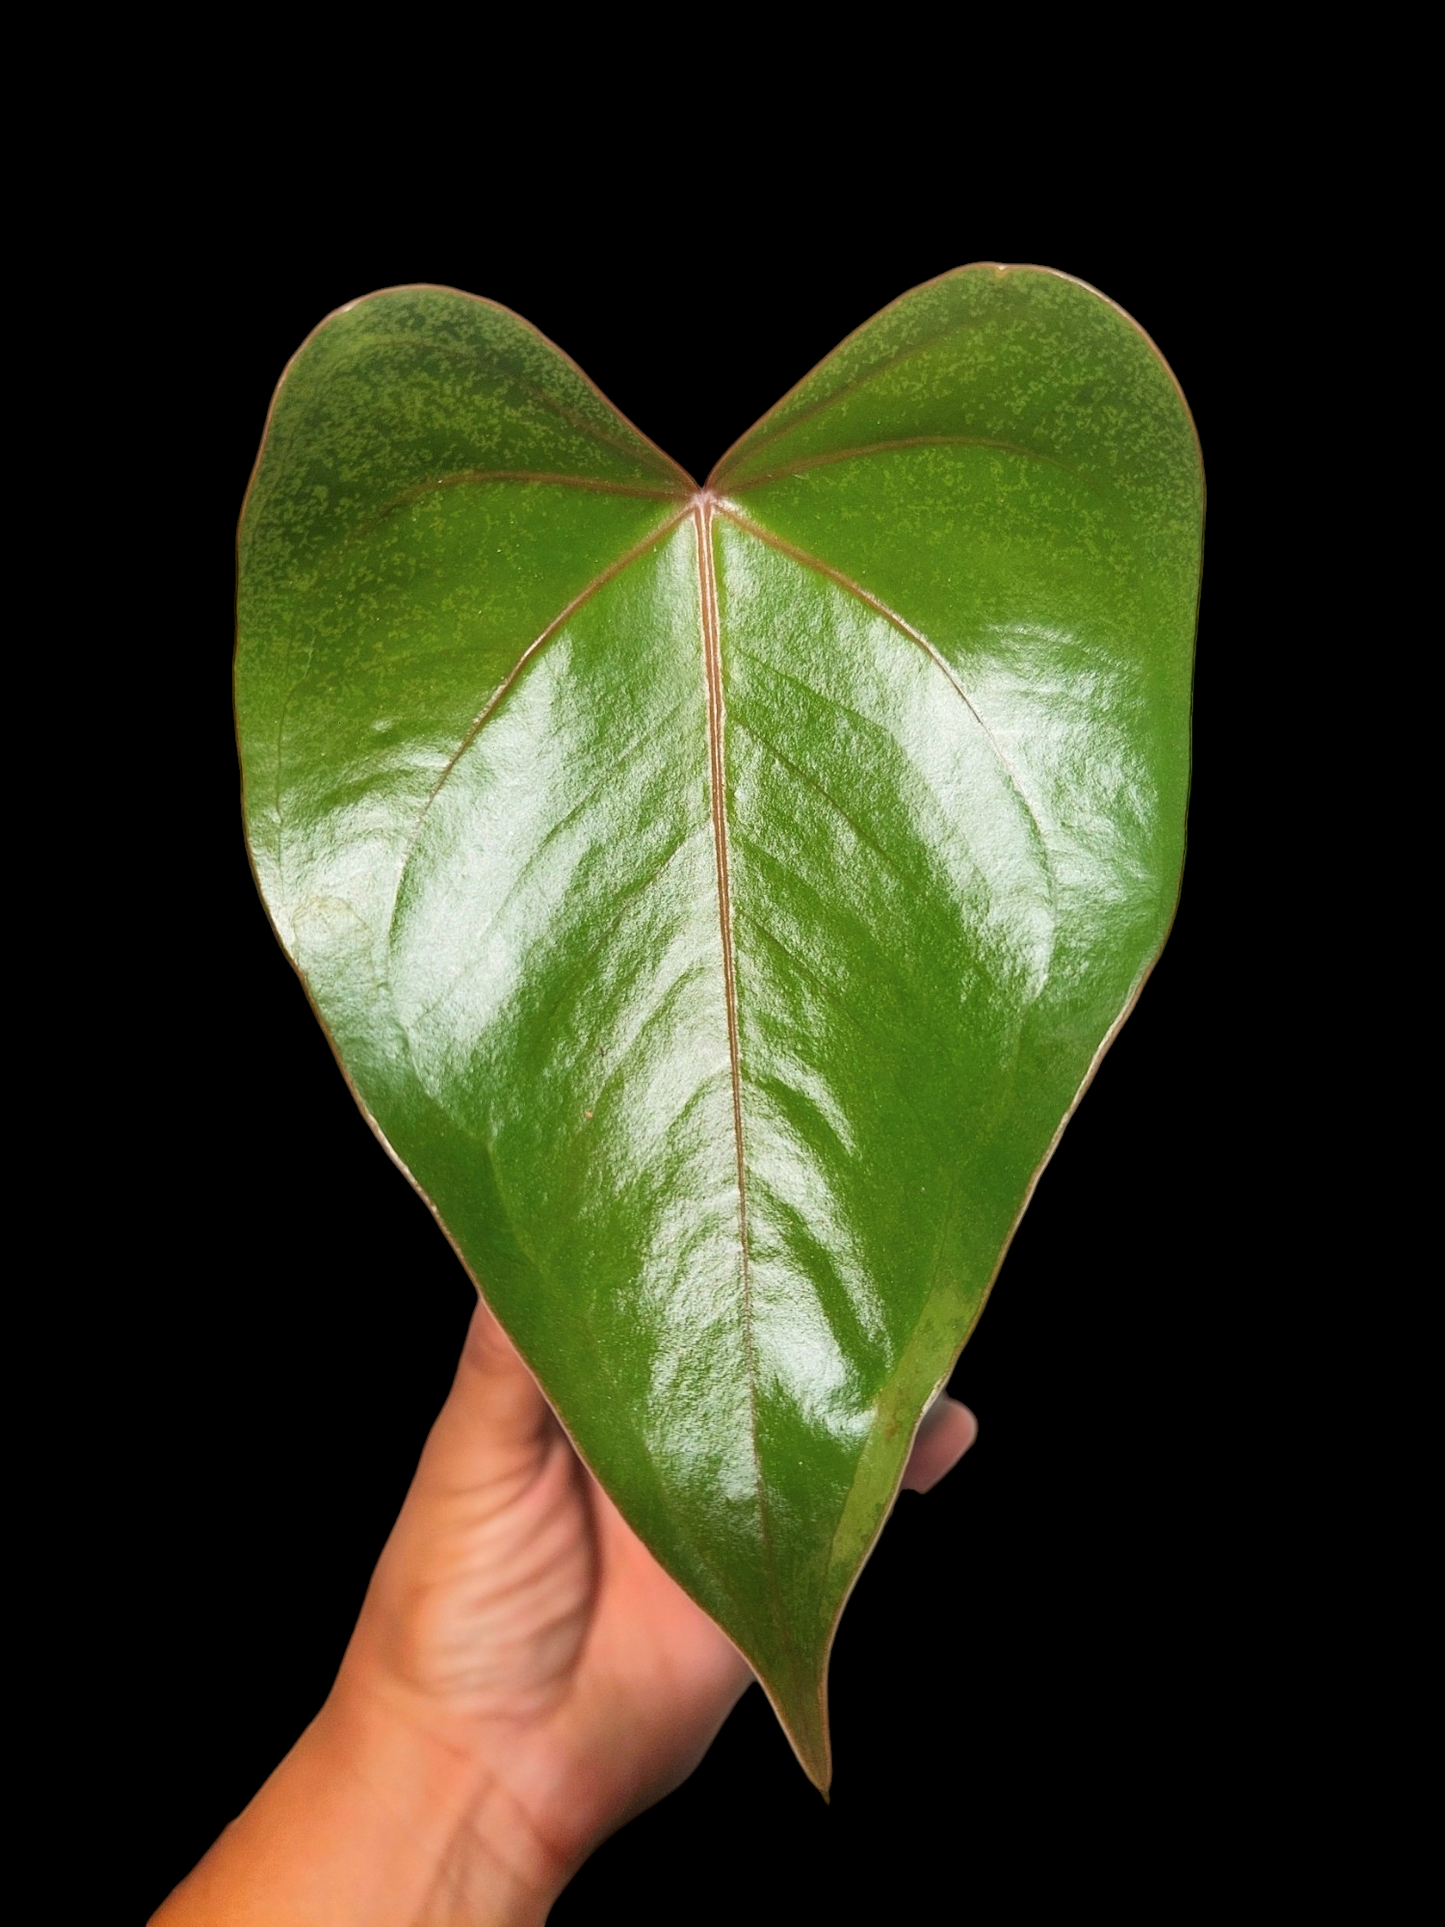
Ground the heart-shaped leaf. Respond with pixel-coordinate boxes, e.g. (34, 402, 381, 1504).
(236, 266, 1202, 1788)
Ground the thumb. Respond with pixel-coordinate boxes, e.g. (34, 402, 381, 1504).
(409, 1293, 558, 1496)
(900, 1396, 977, 1495)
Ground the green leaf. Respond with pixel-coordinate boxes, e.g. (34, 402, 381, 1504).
(235, 267, 1203, 1788)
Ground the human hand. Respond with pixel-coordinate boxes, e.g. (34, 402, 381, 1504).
(153, 1296, 976, 1924)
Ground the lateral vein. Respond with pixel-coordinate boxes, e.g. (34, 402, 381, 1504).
(716, 503, 1051, 868)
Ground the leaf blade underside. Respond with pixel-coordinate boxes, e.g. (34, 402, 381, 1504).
(236, 270, 1203, 1789)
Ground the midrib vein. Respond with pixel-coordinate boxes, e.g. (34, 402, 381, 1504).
(695, 496, 778, 1610)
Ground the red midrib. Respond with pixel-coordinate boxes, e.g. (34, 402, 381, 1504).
(694, 490, 778, 1602)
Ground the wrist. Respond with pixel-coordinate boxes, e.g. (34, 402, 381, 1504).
(153, 1675, 561, 1926)
(327, 1675, 556, 1925)
(329, 1663, 567, 1924)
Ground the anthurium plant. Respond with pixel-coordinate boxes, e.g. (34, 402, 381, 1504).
(235, 264, 1203, 1789)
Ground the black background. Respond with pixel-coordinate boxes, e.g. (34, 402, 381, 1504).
(140, 207, 1236, 1919)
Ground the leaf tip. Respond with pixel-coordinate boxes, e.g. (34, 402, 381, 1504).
(763, 1667, 834, 1795)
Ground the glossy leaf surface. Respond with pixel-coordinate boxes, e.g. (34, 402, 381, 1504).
(236, 267, 1202, 1786)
